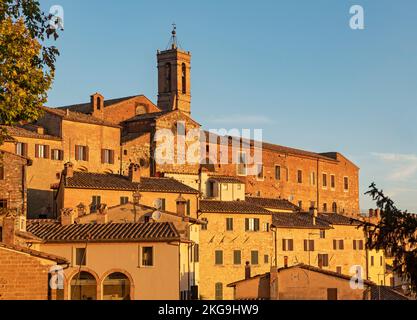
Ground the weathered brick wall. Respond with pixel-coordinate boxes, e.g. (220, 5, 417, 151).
(0, 152, 27, 216)
(0, 248, 52, 300)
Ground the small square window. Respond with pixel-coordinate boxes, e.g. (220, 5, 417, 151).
(142, 247, 154, 266)
(75, 248, 86, 266)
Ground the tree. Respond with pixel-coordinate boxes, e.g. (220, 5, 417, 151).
(363, 183, 417, 292)
(0, 0, 60, 143)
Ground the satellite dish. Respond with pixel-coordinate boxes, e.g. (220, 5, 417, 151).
(152, 211, 162, 221)
(153, 199, 162, 210)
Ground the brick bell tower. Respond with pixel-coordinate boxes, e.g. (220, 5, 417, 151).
(157, 25, 191, 115)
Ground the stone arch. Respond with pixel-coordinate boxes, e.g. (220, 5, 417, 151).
(100, 269, 135, 300)
(67, 267, 100, 300)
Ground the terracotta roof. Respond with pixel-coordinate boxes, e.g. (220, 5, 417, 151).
(199, 200, 271, 214)
(245, 196, 300, 212)
(27, 222, 180, 243)
(64, 172, 199, 194)
(0, 243, 68, 264)
(318, 212, 362, 226)
(208, 176, 244, 184)
(121, 132, 149, 143)
(123, 111, 168, 122)
(272, 212, 331, 229)
(1, 125, 61, 141)
(0, 150, 32, 165)
(57, 95, 140, 113)
(42, 106, 121, 128)
(370, 286, 411, 300)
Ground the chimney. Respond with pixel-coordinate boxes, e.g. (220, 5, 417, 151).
(129, 163, 141, 183)
(245, 261, 251, 280)
(63, 162, 74, 179)
(36, 126, 45, 135)
(60, 208, 77, 225)
(310, 207, 318, 225)
(176, 195, 186, 216)
(91, 93, 104, 119)
(2, 212, 17, 245)
(97, 204, 108, 224)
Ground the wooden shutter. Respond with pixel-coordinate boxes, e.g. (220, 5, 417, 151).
(35, 144, 39, 158)
(340, 240, 344, 250)
(318, 254, 323, 268)
(75, 145, 79, 160)
(101, 149, 105, 164)
(44, 145, 50, 159)
(310, 240, 315, 251)
(353, 240, 357, 250)
(289, 239, 294, 251)
(245, 218, 249, 231)
(110, 150, 115, 164)
(282, 239, 286, 251)
(304, 240, 307, 251)
(254, 219, 260, 231)
(0, 166, 4, 180)
(333, 240, 337, 250)
(324, 255, 329, 266)
(161, 199, 166, 211)
(186, 200, 190, 216)
(359, 240, 364, 250)
(85, 146, 89, 161)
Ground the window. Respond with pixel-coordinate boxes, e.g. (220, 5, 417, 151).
(327, 288, 338, 301)
(96, 97, 102, 110)
(124, 149, 128, 156)
(51, 149, 63, 161)
(193, 244, 199, 263)
(90, 195, 101, 213)
(323, 203, 328, 212)
(333, 239, 345, 250)
(233, 250, 241, 265)
(16, 142, 28, 157)
(0, 199, 8, 209)
(332, 202, 337, 213)
(215, 250, 223, 265)
(75, 248, 86, 266)
(201, 218, 208, 231)
(120, 197, 129, 205)
(141, 247, 154, 266)
(226, 218, 233, 231)
(353, 240, 364, 250)
(264, 254, 269, 264)
(0, 166, 4, 180)
(320, 230, 326, 239)
(380, 256, 383, 266)
(310, 172, 316, 186)
(101, 149, 115, 164)
(251, 251, 259, 265)
(237, 152, 247, 176)
(330, 175, 336, 189)
(344, 177, 349, 191)
(336, 266, 342, 274)
(297, 170, 303, 183)
(157, 198, 166, 211)
(35, 144, 49, 159)
(75, 145, 89, 161)
(282, 239, 294, 251)
(304, 240, 315, 251)
(70, 272, 96, 300)
(318, 254, 329, 267)
(186, 200, 191, 216)
(257, 164, 264, 180)
(176, 121, 186, 136)
(262, 222, 270, 232)
(322, 173, 327, 188)
(181, 63, 187, 94)
(165, 63, 172, 92)
(275, 166, 281, 180)
(245, 218, 260, 232)
(371, 256, 374, 266)
(103, 272, 131, 300)
(215, 283, 223, 300)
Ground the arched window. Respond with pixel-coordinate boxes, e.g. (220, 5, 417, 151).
(165, 63, 172, 92)
(181, 63, 187, 94)
(70, 271, 97, 300)
(332, 202, 337, 213)
(103, 272, 131, 300)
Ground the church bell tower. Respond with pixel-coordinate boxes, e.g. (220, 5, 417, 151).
(157, 25, 191, 115)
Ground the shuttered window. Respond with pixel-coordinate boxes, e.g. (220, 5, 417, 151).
(251, 251, 259, 265)
(304, 240, 315, 251)
(282, 239, 294, 251)
(215, 283, 223, 300)
(90, 195, 101, 213)
(245, 218, 260, 232)
(75, 145, 89, 161)
(0, 166, 4, 180)
(318, 254, 329, 267)
(35, 144, 49, 159)
(51, 149, 64, 161)
(226, 218, 233, 231)
(215, 250, 223, 265)
(101, 149, 115, 164)
(16, 142, 28, 157)
(333, 239, 345, 250)
(233, 250, 241, 265)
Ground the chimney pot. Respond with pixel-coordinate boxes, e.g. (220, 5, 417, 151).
(2, 212, 17, 245)
(61, 208, 77, 225)
(63, 162, 74, 179)
(129, 163, 141, 183)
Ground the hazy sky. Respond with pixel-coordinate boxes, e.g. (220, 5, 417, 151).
(40, 0, 417, 212)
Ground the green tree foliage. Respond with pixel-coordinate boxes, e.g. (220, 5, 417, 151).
(0, 0, 60, 143)
(364, 183, 417, 292)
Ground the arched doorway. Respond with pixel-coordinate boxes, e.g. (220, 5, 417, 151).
(70, 271, 97, 300)
(102, 272, 131, 300)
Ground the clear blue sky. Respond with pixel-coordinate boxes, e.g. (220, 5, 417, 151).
(40, 0, 417, 212)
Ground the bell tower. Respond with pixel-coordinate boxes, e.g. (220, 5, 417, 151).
(157, 25, 191, 115)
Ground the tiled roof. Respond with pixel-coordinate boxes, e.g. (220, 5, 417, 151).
(0, 243, 68, 264)
(245, 196, 300, 212)
(370, 286, 411, 300)
(208, 176, 244, 184)
(199, 200, 271, 214)
(27, 222, 180, 243)
(1, 125, 61, 141)
(42, 106, 121, 128)
(272, 212, 331, 229)
(318, 212, 362, 226)
(203, 131, 337, 162)
(123, 111, 168, 122)
(57, 95, 140, 113)
(65, 172, 199, 194)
